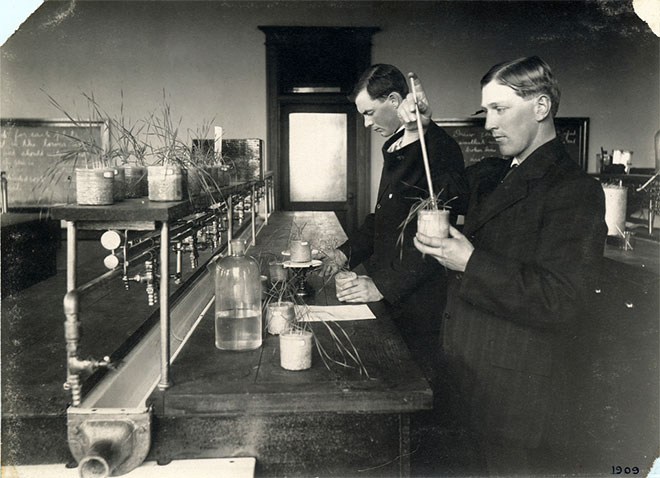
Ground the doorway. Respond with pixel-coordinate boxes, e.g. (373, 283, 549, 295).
(259, 26, 379, 236)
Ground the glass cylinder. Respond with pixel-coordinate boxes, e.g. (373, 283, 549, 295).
(213, 239, 262, 350)
(417, 209, 450, 238)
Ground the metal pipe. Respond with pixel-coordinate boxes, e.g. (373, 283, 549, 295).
(158, 221, 171, 390)
(67, 221, 77, 292)
(251, 184, 257, 246)
(1, 172, 8, 213)
(263, 181, 269, 224)
(227, 195, 233, 254)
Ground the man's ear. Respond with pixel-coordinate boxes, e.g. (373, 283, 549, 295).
(388, 91, 403, 108)
(535, 95, 552, 121)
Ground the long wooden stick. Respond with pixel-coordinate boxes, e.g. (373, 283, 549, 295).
(409, 75, 437, 210)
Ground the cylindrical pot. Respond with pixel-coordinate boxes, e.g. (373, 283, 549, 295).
(417, 209, 450, 238)
(112, 167, 125, 202)
(124, 165, 148, 198)
(280, 330, 313, 371)
(268, 261, 288, 283)
(334, 270, 357, 300)
(210, 165, 231, 187)
(75, 168, 114, 205)
(148, 165, 183, 201)
(184, 167, 204, 198)
(603, 184, 627, 236)
(289, 240, 311, 263)
(266, 301, 295, 335)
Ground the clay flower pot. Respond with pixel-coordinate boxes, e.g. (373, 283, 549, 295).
(266, 301, 295, 335)
(289, 240, 311, 263)
(417, 209, 450, 238)
(75, 168, 114, 205)
(148, 165, 183, 201)
(280, 330, 313, 371)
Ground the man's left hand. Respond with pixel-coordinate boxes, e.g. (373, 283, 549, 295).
(413, 226, 475, 272)
(336, 275, 384, 303)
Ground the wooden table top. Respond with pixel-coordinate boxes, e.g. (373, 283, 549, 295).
(150, 211, 433, 415)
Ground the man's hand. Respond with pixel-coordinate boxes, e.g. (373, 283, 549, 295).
(319, 248, 348, 278)
(413, 226, 475, 272)
(398, 72, 433, 131)
(336, 275, 384, 303)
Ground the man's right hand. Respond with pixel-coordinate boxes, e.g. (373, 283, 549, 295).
(398, 72, 433, 131)
(318, 248, 348, 278)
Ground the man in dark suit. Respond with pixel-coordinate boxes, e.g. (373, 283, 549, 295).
(413, 56, 607, 475)
(320, 64, 466, 354)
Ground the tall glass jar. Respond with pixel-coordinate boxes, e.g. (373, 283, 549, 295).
(213, 239, 262, 350)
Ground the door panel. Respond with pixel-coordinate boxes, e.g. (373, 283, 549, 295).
(281, 104, 357, 233)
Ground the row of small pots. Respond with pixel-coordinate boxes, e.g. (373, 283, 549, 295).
(75, 165, 233, 206)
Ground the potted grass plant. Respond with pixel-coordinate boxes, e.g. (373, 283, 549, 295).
(145, 96, 186, 202)
(41, 92, 115, 206)
(183, 119, 227, 205)
(288, 221, 312, 263)
(260, 261, 368, 375)
(106, 92, 149, 199)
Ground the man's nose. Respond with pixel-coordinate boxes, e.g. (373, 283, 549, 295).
(484, 112, 496, 132)
(363, 116, 373, 128)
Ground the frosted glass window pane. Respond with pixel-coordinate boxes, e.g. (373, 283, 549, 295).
(289, 113, 347, 202)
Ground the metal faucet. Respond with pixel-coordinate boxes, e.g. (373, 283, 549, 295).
(123, 258, 158, 306)
(63, 291, 113, 406)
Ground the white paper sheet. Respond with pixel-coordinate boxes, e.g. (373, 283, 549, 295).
(295, 304, 376, 322)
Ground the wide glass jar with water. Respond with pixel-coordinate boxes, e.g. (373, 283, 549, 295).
(213, 239, 262, 350)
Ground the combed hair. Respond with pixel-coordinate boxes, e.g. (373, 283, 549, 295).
(349, 64, 409, 102)
(480, 56, 561, 117)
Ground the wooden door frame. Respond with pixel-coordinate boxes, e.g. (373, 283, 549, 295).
(260, 26, 377, 235)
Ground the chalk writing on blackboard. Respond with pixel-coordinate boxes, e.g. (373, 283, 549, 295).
(436, 117, 589, 170)
(1, 119, 107, 207)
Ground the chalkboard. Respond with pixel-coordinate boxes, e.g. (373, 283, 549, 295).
(436, 117, 589, 170)
(1, 119, 109, 207)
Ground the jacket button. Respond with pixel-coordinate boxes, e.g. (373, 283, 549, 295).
(443, 312, 450, 319)
(376, 204, 381, 209)
(455, 273, 463, 280)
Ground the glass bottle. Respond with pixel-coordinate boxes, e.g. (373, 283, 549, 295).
(213, 238, 262, 350)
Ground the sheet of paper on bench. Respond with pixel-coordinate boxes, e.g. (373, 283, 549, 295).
(295, 304, 376, 322)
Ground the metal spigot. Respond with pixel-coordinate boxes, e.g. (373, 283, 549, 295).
(196, 228, 209, 250)
(123, 259, 158, 305)
(67, 355, 112, 375)
(182, 235, 199, 269)
(171, 241, 183, 284)
(64, 291, 113, 407)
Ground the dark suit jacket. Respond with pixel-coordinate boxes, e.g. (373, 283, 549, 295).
(339, 121, 466, 333)
(443, 137, 607, 447)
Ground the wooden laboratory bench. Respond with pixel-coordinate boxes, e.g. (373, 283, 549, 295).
(147, 212, 433, 477)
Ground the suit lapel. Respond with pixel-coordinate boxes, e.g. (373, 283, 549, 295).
(376, 129, 405, 205)
(465, 173, 529, 235)
(465, 138, 563, 236)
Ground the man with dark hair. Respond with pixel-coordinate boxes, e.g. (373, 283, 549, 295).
(321, 64, 466, 359)
(413, 56, 607, 474)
